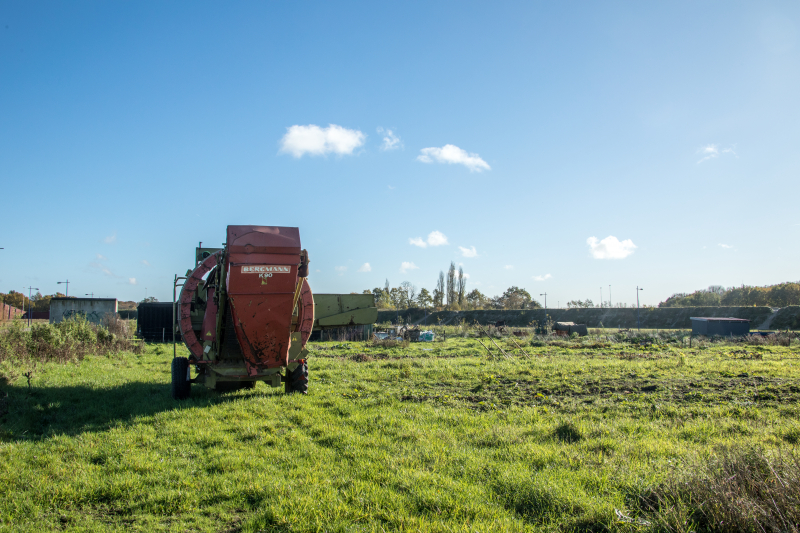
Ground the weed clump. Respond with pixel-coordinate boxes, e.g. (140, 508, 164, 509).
(639, 446, 800, 533)
(554, 421, 583, 443)
(782, 427, 800, 445)
(744, 332, 795, 347)
(368, 338, 409, 349)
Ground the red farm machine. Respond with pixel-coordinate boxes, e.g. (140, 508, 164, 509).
(171, 225, 314, 399)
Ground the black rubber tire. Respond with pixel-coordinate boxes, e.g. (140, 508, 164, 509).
(171, 357, 191, 400)
(285, 361, 309, 394)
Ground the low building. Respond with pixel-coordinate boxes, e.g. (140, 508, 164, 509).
(49, 297, 118, 324)
(690, 317, 750, 336)
(553, 322, 588, 336)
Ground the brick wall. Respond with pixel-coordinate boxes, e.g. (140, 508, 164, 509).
(0, 303, 25, 321)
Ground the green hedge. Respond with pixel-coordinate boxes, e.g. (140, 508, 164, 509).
(377, 306, 778, 329)
(771, 306, 800, 330)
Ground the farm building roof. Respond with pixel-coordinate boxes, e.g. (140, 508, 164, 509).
(50, 297, 117, 302)
(689, 317, 750, 322)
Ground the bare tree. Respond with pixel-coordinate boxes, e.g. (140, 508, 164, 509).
(399, 281, 417, 308)
(457, 266, 466, 306)
(446, 262, 456, 308)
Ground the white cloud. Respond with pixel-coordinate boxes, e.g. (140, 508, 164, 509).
(533, 274, 552, 281)
(409, 230, 449, 248)
(90, 262, 115, 277)
(103, 232, 116, 244)
(377, 127, 402, 151)
(718, 243, 733, 249)
(97, 254, 107, 261)
(400, 261, 419, 273)
(416, 144, 490, 172)
(279, 124, 365, 158)
(427, 231, 448, 246)
(459, 245, 478, 258)
(358, 262, 372, 272)
(697, 144, 738, 164)
(504, 265, 514, 270)
(586, 236, 636, 259)
(128, 278, 137, 285)
(335, 266, 348, 275)
(141, 260, 151, 266)
(462, 273, 470, 279)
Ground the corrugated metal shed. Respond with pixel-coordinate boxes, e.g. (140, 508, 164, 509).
(690, 317, 750, 336)
(138, 302, 179, 342)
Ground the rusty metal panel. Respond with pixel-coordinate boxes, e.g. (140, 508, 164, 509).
(225, 225, 303, 373)
(200, 287, 218, 348)
(178, 226, 313, 380)
(178, 251, 220, 359)
(226, 226, 301, 255)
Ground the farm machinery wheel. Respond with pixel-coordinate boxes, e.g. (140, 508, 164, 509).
(171, 357, 191, 400)
(285, 361, 308, 394)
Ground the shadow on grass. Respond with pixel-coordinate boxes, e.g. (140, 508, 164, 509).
(0, 381, 260, 441)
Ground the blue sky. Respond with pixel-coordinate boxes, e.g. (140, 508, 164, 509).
(1, 1, 798, 306)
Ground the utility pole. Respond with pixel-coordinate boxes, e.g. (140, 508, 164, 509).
(26, 286, 39, 326)
(636, 286, 644, 332)
(57, 279, 70, 297)
(540, 292, 547, 334)
(85, 293, 94, 298)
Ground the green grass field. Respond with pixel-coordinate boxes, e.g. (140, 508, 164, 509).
(1, 335, 799, 532)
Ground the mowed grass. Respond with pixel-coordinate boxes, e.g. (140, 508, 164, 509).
(1, 337, 799, 532)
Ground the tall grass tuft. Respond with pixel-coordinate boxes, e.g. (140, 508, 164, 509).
(639, 446, 800, 533)
(554, 421, 583, 443)
(744, 332, 796, 347)
(368, 338, 410, 349)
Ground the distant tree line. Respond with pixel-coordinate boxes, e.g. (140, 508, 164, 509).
(365, 262, 542, 311)
(0, 291, 71, 312)
(0, 291, 156, 314)
(659, 282, 800, 308)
